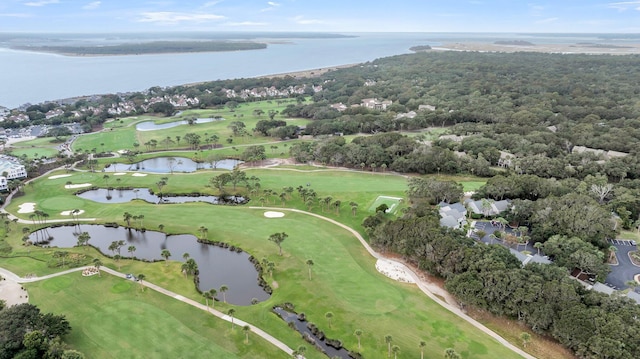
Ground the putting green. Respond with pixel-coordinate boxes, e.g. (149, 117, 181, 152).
(367, 195, 402, 214)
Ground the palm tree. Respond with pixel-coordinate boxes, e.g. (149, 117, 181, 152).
(92, 258, 102, 276)
(419, 340, 426, 359)
(354, 329, 363, 350)
(208, 289, 217, 308)
(534, 242, 543, 255)
(391, 345, 400, 359)
(609, 245, 618, 262)
(267, 261, 275, 277)
(161, 249, 171, 265)
(128, 245, 136, 258)
(444, 348, 460, 359)
(123, 212, 132, 227)
(137, 273, 146, 291)
(520, 332, 531, 348)
(220, 285, 229, 303)
(268, 232, 288, 256)
(243, 325, 251, 344)
(158, 224, 165, 232)
(227, 308, 236, 329)
(77, 231, 90, 248)
(350, 202, 358, 216)
(306, 259, 314, 280)
(113, 254, 122, 270)
(384, 335, 393, 357)
(203, 290, 213, 311)
(325, 311, 334, 328)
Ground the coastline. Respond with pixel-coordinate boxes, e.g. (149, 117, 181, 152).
(434, 42, 640, 55)
(185, 63, 361, 87)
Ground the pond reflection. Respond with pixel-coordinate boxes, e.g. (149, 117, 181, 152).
(30, 225, 269, 305)
(103, 157, 241, 173)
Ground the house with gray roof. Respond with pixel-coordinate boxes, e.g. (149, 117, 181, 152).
(438, 202, 467, 229)
(464, 198, 511, 217)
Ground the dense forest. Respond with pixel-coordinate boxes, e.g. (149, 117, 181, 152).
(364, 178, 640, 359)
(11, 41, 267, 55)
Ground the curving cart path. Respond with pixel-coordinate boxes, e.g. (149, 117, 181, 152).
(251, 207, 536, 359)
(0, 265, 295, 357)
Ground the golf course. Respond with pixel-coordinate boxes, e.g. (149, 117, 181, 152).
(0, 101, 534, 359)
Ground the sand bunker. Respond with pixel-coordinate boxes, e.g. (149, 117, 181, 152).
(64, 183, 92, 189)
(60, 209, 85, 216)
(17, 203, 36, 214)
(113, 172, 126, 176)
(117, 149, 128, 154)
(375, 259, 415, 283)
(132, 173, 147, 177)
(264, 211, 285, 218)
(0, 277, 28, 307)
(48, 174, 72, 180)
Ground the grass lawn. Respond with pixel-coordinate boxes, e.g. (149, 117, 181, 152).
(25, 273, 289, 359)
(7, 136, 61, 159)
(72, 100, 311, 155)
(2, 167, 525, 359)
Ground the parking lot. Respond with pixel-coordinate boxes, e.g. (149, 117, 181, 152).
(609, 239, 636, 246)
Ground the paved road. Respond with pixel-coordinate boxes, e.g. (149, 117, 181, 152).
(252, 207, 535, 359)
(605, 240, 640, 292)
(0, 266, 296, 357)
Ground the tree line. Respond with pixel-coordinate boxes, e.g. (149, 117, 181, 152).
(364, 181, 640, 359)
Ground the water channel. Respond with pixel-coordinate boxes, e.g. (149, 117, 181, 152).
(273, 307, 351, 358)
(135, 117, 223, 131)
(103, 157, 242, 173)
(29, 225, 269, 305)
(76, 188, 247, 205)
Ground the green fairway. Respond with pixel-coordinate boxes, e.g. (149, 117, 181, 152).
(7, 136, 61, 159)
(72, 100, 311, 155)
(25, 273, 288, 358)
(3, 165, 521, 359)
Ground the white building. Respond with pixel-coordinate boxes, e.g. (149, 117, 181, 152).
(0, 156, 27, 181)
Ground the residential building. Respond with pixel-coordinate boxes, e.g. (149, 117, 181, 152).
(0, 155, 27, 180)
(438, 202, 467, 229)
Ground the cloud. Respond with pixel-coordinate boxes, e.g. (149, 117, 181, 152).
(535, 17, 559, 24)
(83, 1, 101, 10)
(138, 11, 225, 24)
(202, 0, 223, 7)
(23, 0, 59, 6)
(0, 13, 32, 18)
(226, 21, 268, 26)
(293, 16, 324, 25)
(260, 1, 281, 12)
(608, 1, 640, 11)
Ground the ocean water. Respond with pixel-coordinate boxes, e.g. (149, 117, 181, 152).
(1, 32, 638, 109)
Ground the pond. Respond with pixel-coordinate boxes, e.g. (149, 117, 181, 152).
(76, 188, 247, 205)
(136, 117, 223, 131)
(29, 225, 270, 306)
(103, 157, 242, 173)
(273, 307, 352, 359)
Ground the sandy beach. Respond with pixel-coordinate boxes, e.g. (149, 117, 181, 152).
(436, 42, 640, 55)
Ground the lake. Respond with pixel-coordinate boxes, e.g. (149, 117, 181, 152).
(29, 224, 270, 305)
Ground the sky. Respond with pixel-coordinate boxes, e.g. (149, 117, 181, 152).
(0, 0, 639, 33)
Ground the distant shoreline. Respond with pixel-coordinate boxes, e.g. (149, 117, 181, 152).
(436, 42, 640, 55)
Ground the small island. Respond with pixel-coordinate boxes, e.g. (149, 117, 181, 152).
(410, 45, 432, 52)
(11, 40, 268, 56)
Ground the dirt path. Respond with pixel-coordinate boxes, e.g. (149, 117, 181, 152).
(252, 206, 536, 359)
